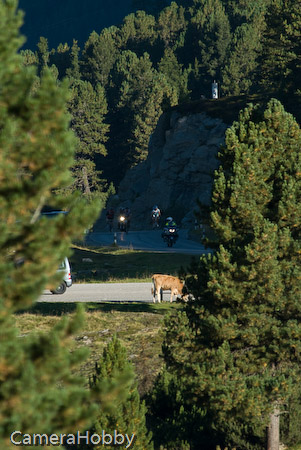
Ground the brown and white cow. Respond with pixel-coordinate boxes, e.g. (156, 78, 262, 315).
(151, 274, 188, 303)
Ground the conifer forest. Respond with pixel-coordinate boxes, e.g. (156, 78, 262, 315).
(0, 0, 300, 449)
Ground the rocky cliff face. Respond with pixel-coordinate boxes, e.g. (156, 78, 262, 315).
(117, 109, 228, 229)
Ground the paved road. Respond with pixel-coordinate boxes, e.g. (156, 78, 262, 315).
(39, 282, 153, 303)
(86, 229, 211, 255)
(38, 230, 211, 303)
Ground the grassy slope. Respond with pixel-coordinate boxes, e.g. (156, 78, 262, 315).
(16, 301, 301, 449)
(16, 301, 181, 397)
(16, 245, 194, 396)
(70, 244, 195, 282)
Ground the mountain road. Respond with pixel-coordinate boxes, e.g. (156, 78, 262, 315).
(39, 282, 154, 303)
(38, 229, 211, 303)
(85, 229, 211, 255)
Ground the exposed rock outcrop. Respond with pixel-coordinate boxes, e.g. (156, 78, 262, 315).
(117, 109, 228, 229)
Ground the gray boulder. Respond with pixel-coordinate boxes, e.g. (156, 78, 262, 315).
(117, 109, 228, 229)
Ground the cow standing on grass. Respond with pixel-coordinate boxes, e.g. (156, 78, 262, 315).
(151, 274, 188, 303)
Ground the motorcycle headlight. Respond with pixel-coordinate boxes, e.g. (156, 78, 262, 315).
(120, 216, 125, 221)
(169, 228, 175, 233)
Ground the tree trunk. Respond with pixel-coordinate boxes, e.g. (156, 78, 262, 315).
(267, 405, 280, 450)
(82, 165, 91, 196)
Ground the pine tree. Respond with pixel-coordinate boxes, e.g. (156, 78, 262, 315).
(68, 80, 109, 199)
(90, 335, 154, 450)
(0, 305, 99, 450)
(158, 48, 191, 102)
(147, 367, 202, 449)
(0, 1, 112, 448)
(223, 0, 270, 28)
(154, 100, 301, 449)
(81, 28, 120, 88)
(66, 39, 81, 81)
(49, 42, 71, 79)
(107, 50, 177, 182)
(221, 19, 264, 95)
(20, 48, 38, 66)
(0, 4, 102, 310)
(188, 0, 231, 84)
(36, 36, 49, 72)
(119, 10, 157, 57)
(259, 0, 301, 94)
(156, 2, 187, 50)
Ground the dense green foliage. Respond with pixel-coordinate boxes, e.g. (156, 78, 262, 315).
(0, 1, 100, 311)
(89, 335, 154, 450)
(148, 99, 301, 449)
(8, 1, 301, 448)
(0, 2, 121, 448)
(67, 80, 110, 198)
(20, 0, 301, 187)
(106, 49, 177, 178)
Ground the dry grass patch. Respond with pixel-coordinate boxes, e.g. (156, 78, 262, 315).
(15, 302, 182, 396)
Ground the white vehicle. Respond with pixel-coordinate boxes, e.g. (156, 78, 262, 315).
(40, 212, 72, 293)
(50, 257, 72, 294)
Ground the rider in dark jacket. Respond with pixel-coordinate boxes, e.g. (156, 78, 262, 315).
(162, 217, 179, 241)
(106, 208, 115, 231)
(164, 217, 177, 228)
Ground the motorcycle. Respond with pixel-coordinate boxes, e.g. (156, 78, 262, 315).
(162, 226, 179, 247)
(118, 215, 128, 232)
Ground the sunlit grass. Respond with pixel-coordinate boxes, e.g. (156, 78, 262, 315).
(70, 244, 196, 283)
(15, 301, 183, 396)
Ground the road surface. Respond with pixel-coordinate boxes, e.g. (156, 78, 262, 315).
(86, 229, 211, 255)
(38, 230, 211, 303)
(39, 282, 154, 303)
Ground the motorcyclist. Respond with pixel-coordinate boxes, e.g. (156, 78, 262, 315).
(164, 217, 177, 229)
(118, 207, 126, 231)
(124, 207, 131, 231)
(106, 207, 115, 232)
(151, 205, 161, 228)
(162, 217, 178, 237)
(162, 217, 179, 243)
